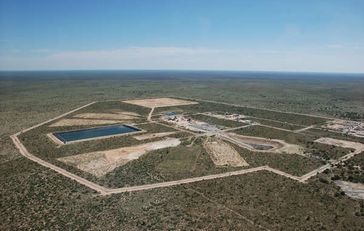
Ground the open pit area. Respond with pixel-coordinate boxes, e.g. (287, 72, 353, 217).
(13, 97, 364, 192)
(226, 133, 304, 154)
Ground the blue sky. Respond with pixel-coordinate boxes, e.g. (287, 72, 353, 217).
(0, 0, 363, 72)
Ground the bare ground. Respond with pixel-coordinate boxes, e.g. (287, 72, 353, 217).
(49, 118, 125, 127)
(58, 138, 181, 177)
(50, 111, 140, 127)
(123, 97, 198, 108)
(203, 137, 249, 167)
(73, 112, 140, 120)
(315, 137, 364, 151)
(133, 132, 176, 140)
(335, 180, 364, 200)
(226, 133, 304, 154)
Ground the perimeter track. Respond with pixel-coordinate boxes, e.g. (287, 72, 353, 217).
(10, 100, 363, 196)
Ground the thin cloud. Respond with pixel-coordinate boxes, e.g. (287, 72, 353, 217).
(0, 46, 363, 73)
(49, 47, 226, 59)
(326, 44, 364, 50)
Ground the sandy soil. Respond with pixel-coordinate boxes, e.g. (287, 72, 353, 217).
(58, 138, 181, 177)
(74, 112, 139, 120)
(133, 132, 176, 140)
(276, 143, 304, 154)
(49, 118, 125, 127)
(50, 111, 140, 127)
(335, 180, 364, 199)
(123, 97, 198, 108)
(315, 137, 364, 151)
(47, 133, 64, 145)
(203, 138, 249, 167)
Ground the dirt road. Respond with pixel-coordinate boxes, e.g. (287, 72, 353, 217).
(11, 134, 110, 195)
(294, 125, 316, 133)
(11, 128, 307, 195)
(223, 124, 252, 132)
(299, 138, 364, 182)
(180, 97, 335, 120)
(10, 100, 363, 195)
(16, 101, 96, 135)
(14, 130, 359, 194)
(11, 129, 315, 195)
(103, 165, 315, 194)
(147, 107, 154, 121)
(104, 166, 268, 194)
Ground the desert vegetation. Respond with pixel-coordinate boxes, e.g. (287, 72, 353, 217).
(2, 71, 364, 230)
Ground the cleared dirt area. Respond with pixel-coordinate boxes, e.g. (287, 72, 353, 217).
(133, 132, 176, 141)
(202, 112, 253, 125)
(203, 138, 249, 167)
(123, 97, 198, 108)
(226, 133, 304, 154)
(162, 114, 222, 133)
(50, 112, 140, 127)
(335, 180, 364, 199)
(323, 119, 364, 138)
(49, 118, 125, 127)
(58, 138, 181, 177)
(315, 137, 364, 151)
(74, 112, 140, 120)
(276, 142, 305, 155)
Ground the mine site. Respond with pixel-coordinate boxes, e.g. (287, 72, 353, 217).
(11, 97, 364, 198)
(3, 0, 364, 229)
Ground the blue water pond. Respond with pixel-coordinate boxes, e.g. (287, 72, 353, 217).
(53, 124, 140, 143)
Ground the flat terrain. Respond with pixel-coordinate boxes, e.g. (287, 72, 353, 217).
(1, 70, 364, 230)
(123, 97, 198, 108)
(58, 138, 181, 177)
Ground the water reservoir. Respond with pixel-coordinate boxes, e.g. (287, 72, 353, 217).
(53, 124, 140, 144)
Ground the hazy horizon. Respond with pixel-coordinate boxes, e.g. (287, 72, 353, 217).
(1, 69, 364, 80)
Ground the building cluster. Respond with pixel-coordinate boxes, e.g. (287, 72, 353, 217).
(325, 120, 364, 138)
(162, 112, 221, 133)
(204, 112, 255, 125)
